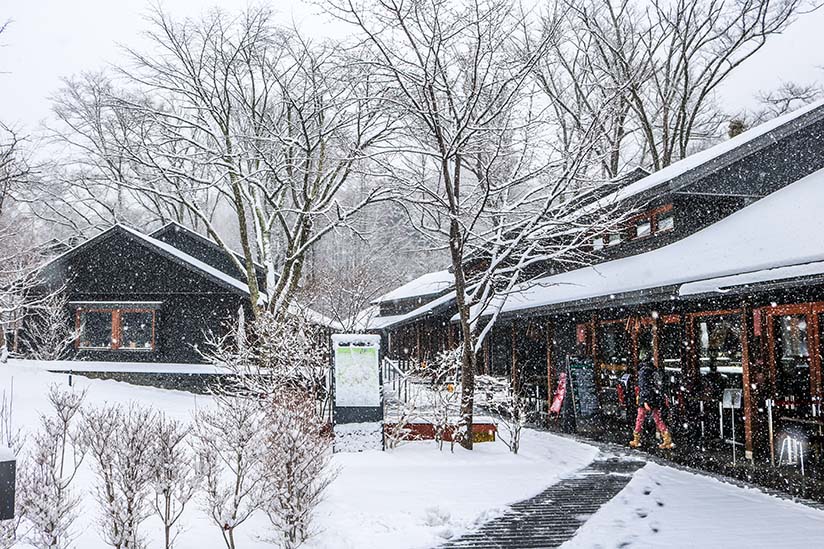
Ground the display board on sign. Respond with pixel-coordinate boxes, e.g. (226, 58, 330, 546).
(722, 388, 743, 409)
(568, 357, 600, 419)
(331, 334, 383, 425)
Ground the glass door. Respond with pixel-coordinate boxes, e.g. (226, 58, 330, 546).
(767, 309, 814, 418)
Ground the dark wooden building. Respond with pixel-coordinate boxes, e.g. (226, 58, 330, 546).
(36, 224, 256, 364)
(372, 100, 824, 491)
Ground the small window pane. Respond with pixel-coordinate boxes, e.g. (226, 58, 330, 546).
(658, 215, 674, 232)
(592, 237, 605, 251)
(79, 311, 112, 349)
(608, 233, 622, 246)
(636, 220, 651, 238)
(120, 311, 154, 350)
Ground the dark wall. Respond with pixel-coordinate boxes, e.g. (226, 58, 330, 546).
(42, 230, 249, 364)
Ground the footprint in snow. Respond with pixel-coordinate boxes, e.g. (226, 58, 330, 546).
(635, 508, 649, 519)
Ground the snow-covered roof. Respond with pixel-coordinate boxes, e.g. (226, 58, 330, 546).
(577, 99, 824, 216)
(370, 290, 457, 330)
(286, 302, 343, 331)
(150, 221, 266, 272)
(373, 270, 454, 303)
(119, 225, 252, 294)
(679, 260, 824, 297)
(487, 165, 824, 316)
(38, 224, 252, 296)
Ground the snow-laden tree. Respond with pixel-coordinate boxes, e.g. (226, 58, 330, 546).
(0, 387, 25, 549)
(49, 6, 395, 318)
(82, 404, 156, 549)
(546, 0, 810, 174)
(204, 309, 331, 417)
(20, 386, 86, 549)
(192, 394, 266, 549)
(20, 292, 79, 361)
(327, 0, 624, 448)
(151, 415, 199, 549)
(261, 390, 336, 549)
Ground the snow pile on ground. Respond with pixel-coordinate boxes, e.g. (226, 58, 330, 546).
(313, 430, 597, 549)
(561, 461, 824, 548)
(0, 361, 597, 549)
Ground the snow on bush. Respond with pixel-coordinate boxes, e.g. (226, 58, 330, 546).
(193, 394, 266, 549)
(261, 390, 336, 549)
(20, 292, 80, 362)
(475, 375, 532, 454)
(82, 404, 156, 549)
(19, 385, 86, 549)
(151, 415, 199, 549)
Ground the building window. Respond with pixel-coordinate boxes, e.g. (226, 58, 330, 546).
(77, 307, 157, 351)
(592, 237, 605, 251)
(608, 233, 622, 247)
(635, 220, 652, 238)
(79, 311, 114, 349)
(658, 214, 674, 232)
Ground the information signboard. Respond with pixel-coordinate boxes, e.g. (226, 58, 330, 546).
(332, 334, 382, 424)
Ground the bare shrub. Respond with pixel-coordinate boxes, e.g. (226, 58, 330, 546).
(192, 394, 265, 549)
(476, 375, 531, 454)
(19, 385, 86, 549)
(151, 415, 198, 549)
(83, 404, 156, 549)
(261, 391, 336, 548)
(21, 292, 79, 361)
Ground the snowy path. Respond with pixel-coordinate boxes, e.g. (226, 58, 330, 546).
(440, 455, 645, 548)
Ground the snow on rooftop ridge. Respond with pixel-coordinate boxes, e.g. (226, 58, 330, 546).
(118, 225, 251, 294)
(374, 269, 454, 303)
(678, 260, 824, 297)
(577, 99, 824, 216)
(152, 221, 266, 271)
(492, 165, 824, 316)
(370, 289, 457, 330)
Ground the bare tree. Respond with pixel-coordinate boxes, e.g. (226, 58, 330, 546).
(151, 415, 198, 549)
(48, 7, 395, 318)
(327, 0, 622, 449)
(192, 394, 265, 549)
(83, 404, 156, 549)
(0, 386, 25, 549)
(20, 386, 87, 549)
(556, 0, 809, 172)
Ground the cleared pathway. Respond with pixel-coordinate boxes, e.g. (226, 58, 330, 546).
(442, 455, 645, 549)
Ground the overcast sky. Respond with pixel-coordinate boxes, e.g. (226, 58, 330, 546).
(1, 0, 823, 135)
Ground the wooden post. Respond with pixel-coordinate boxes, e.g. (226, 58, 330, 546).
(511, 322, 519, 392)
(652, 313, 662, 369)
(415, 322, 422, 366)
(741, 304, 755, 459)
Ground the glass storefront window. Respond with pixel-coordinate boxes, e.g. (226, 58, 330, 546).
(696, 314, 743, 398)
(774, 314, 811, 411)
(597, 323, 630, 385)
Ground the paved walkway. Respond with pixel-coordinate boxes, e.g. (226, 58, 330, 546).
(442, 455, 645, 548)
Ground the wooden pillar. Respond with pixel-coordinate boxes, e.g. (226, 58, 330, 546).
(652, 312, 662, 369)
(511, 322, 519, 391)
(741, 303, 755, 459)
(415, 322, 422, 366)
(447, 322, 455, 349)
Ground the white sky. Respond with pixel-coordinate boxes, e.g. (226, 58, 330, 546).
(1, 0, 823, 134)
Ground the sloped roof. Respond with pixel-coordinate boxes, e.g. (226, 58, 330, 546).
(577, 99, 824, 216)
(373, 269, 454, 303)
(487, 165, 824, 317)
(151, 221, 266, 273)
(38, 224, 251, 295)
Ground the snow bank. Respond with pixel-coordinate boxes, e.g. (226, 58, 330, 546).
(8, 358, 231, 374)
(0, 361, 598, 548)
(562, 461, 824, 548)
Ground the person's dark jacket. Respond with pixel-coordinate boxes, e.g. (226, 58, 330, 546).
(637, 361, 662, 408)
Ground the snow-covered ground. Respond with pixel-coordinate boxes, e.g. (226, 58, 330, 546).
(562, 460, 824, 549)
(0, 361, 596, 549)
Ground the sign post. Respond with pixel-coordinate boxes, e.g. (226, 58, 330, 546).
(331, 334, 383, 451)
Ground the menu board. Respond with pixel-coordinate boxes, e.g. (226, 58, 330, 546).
(568, 358, 600, 419)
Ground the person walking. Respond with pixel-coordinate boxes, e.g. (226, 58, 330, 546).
(629, 355, 674, 450)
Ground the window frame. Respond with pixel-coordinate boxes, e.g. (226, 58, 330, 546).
(76, 307, 157, 352)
